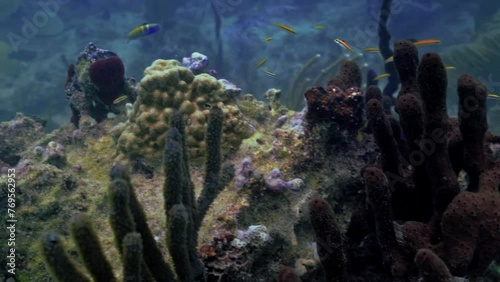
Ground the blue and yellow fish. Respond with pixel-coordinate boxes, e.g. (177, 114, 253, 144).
(128, 23, 160, 41)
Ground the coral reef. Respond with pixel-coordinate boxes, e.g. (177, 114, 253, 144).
(65, 42, 136, 128)
(304, 41, 500, 282)
(304, 60, 363, 128)
(112, 59, 253, 165)
(40, 108, 235, 281)
(182, 52, 209, 74)
(302, 60, 364, 154)
(40, 141, 66, 168)
(4, 10, 500, 280)
(265, 168, 303, 193)
(0, 113, 45, 166)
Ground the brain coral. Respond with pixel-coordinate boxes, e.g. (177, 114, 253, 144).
(113, 59, 253, 165)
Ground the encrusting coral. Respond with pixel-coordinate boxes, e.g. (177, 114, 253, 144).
(112, 59, 253, 166)
(41, 108, 235, 281)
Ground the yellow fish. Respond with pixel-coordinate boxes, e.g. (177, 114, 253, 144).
(445, 66, 456, 70)
(374, 73, 391, 80)
(113, 95, 128, 104)
(261, 70, 276, 77)
(256, 58, 267, 68)
(334, 38, 354, 53)
(127, 23, 160, 41)
(385, 56, 394, 63)
(488, 93, 500, 99)
(274, 23, 296, 34)
(264, 37, 273, 42)
(363, 47, 379, 52)
(314, 25, 325, 29)
(413, 39, 441, 46)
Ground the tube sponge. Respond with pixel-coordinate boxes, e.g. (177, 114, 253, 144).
(40, 233, 91, 282)
(308, 198, 347, 282)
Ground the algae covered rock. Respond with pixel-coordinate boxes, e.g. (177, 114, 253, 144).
(0, 113, 45, 166)
(113, 59, 253, 165)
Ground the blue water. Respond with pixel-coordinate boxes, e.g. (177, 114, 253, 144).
(0, 0, 498, 130)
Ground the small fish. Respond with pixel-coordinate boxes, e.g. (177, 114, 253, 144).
(413, 39, 441, 46)
(256, 58, 267, 68)
(385, 56, 394, 63)
(314, 25, 325, 29)
(373, 73, 391, 80)
(261, 70, 276, 77)
(264, 37, 273, 42)
(488, 93, 500, 99)
(274, 23, 296, 34)
(445, 66, 456, 70)
(334, 38, 354, 53)
(363, 47, 379, 52)
(113, 95, 128, 104)
(128, 23, 160, 41)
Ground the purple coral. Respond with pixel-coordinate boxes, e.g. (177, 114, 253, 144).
(236, 225, 270, 247)
(182, 52, 208, 73)
(234, 157, 254, 191)
(265, 168, 303, 192)
(218, 79, 241, 97)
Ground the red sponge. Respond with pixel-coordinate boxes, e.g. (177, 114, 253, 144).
(89, 56, 125, 105)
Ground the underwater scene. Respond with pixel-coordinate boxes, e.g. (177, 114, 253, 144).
(2, 0, 500, 281)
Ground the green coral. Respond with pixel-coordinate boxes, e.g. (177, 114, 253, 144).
(113, 59, 253, 166)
